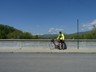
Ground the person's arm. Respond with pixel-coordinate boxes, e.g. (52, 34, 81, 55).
(57, 35, 60, 40)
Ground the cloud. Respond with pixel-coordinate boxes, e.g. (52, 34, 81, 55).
(90, 19, 96, 25)
(81, 19, 96, 31)
(48, 28, 64, 34)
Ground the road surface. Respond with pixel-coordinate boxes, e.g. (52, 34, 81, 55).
(0, 53, 96, 72)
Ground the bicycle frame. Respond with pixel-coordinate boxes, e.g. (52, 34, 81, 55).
(50, 39, 61, 50)
(50, 39, 67, 50)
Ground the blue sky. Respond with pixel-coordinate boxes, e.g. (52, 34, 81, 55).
(0, 0, 96, 35)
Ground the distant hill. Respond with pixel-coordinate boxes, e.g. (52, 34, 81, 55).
(67, 30, 96, 39)
(0, 24, 33, 39)
(69, 31, 91, 36)
(40, 30, 96, 39)
(38, 34, 58, 39)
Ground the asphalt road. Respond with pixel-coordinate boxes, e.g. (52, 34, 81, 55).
(0, 53, 96, 72)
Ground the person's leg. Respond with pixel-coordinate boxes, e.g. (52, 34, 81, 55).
(61, 40, 64, 50)
(59, 40, 63, 50)
(64, 41, 67, 49)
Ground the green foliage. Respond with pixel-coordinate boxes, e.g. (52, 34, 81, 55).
(21, 32, 33, 39)
(0, 24, 16, 39)
(32, 35, 39, 39)
(0, 24, 34, 39)
(82, 25, 96, 39)
(7, 31, 23, 39)
(0, 30, 6, 39)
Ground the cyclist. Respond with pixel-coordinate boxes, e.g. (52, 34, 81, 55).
(57, 31, 65, 50)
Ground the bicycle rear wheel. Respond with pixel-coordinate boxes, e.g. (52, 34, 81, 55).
(49, 42, 55, 50)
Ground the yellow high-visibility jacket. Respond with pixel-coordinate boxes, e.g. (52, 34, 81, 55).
(57, 34, 65, 40)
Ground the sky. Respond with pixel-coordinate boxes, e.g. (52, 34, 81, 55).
(0, 0, 96, 35)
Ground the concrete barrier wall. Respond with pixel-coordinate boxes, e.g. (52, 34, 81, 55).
(0, 39, 96, 49)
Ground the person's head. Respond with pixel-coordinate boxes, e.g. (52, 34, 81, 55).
(59, 31, 62, 34)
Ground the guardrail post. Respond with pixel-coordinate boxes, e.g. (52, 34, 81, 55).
(77, 19, 79, 49)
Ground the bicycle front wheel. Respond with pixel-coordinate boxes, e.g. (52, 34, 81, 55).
(49, 42, 55, 50)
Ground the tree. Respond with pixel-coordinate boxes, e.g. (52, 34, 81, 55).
(0, 31, 6, 39)
(21, 32, 33, 39)
(91, 25, 96, 39)
(0, 24, 34, 39)
(7, 31, 23, 39)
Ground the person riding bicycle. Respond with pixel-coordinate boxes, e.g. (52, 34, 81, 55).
(57, 31, 65, 50)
